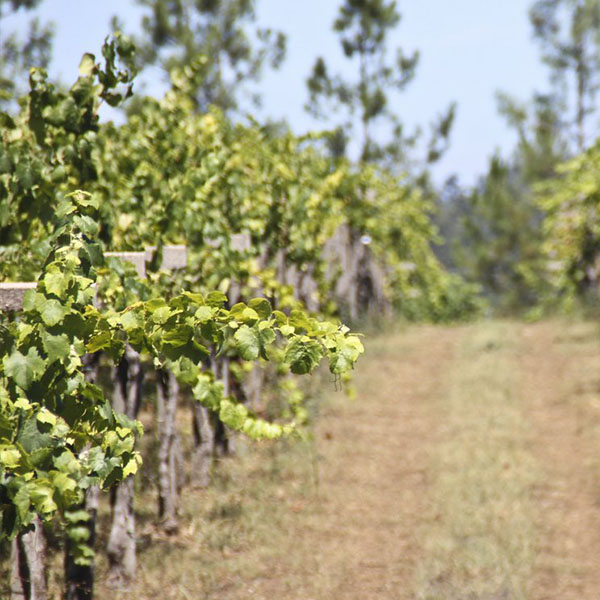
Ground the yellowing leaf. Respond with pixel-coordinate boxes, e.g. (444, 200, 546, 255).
(0, 446, 21, 468)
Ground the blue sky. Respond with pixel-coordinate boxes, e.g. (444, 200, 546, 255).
(4, 1, 551, 186)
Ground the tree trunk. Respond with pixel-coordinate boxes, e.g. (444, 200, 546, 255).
(63, 353, 101, 600)
(156, 369, 181, 534)
(242, 363, 264, 413)
(576, 41, 586, 152)
(64, 486, 99, 600)
(10, 516, 47, 600)
(190, 402, 215, 488)
(210, 355, 233, 456)
(106, 478, 136, 589)
(106, 345, 143, 588)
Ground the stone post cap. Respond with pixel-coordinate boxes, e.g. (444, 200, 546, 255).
(144, 245, 187, 270)
(0, 282, 37, 311)
(104, 252, 146, 278)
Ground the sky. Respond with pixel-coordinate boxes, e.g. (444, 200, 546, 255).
(3, 1, 551, 187)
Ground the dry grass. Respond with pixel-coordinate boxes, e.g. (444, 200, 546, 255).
(415, 321, 539, 599)
(520, 320, 600, 599)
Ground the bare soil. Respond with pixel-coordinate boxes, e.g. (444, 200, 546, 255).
(245, 326, 459, 600)
(521, 321, 600, 599)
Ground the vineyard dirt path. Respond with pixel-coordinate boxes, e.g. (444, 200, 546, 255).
(235, 325, 460, 600)
(521, 321, 600, 599)
(105, 320, 600, 599)
(231, 320, 600, 599)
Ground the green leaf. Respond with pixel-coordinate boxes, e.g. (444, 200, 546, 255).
(29, 482, 58, 514)
(122, 457, 139, 478)
(14, 398, 31, 410)
(162, 324, 193, 347)
(241, 307, 259, 324)
(68, 190, 98, 210)
(29, 447, 53, 469)
(289, 310, 312, 332)
(218, 399, 248, 431)
(50, 471, 77, 495)
(248, 298, 272, 319)
(22, 291, 41, 312)
(4, 348, 46, 389)
(258, 327, 276, 359)
(86, 331, 111, 353)
(151, 306, 171, 324)
(67, 525, 90, 543)
(44, 272, 69, 298)
(272, 310, 287, 326)
(54, 449, 79, 474)
(192, 375, 222, 410)
(194, 305, 214, 323)
(36, 409, 57, 429)
(234, 325, 260, 360)
(280, 324, 295, 336)
(144, 298, 167, 312)
(56, 199, 78, 219)
(87, 446, 108, 473)
(206, 291, 228, 306)
(13, 485, 32, 521)
(119, 310, 142, 332)
(65, 509, 90, 524)
(37, 298, 70, 327)
(284, 337, 323, 375)
(78, 53, 96, 77)
(41, 332, 70, 363)
(0, 446, 21, 468)
(182, 291, 204, 304)
(329, 335, 364, 374)
(17, 417, 53, 453)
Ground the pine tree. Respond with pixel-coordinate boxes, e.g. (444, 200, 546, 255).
(305, 0, 454, 166)
(496, 91, 569, 180)
(0, 0, 53, 107)
(530, 0, 600, 151)
(126, 0, 286, 113)
(448, 93, 567, 312)
(455, 157, 544, 310)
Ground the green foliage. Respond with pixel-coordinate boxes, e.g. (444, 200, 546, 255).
(0, 33, 137, 281)
(452, 157, 547, 312)
(0, 196, 141, 545)
(0, 43, 372, 540)
(536, 140, 600, 305)
(439, 89, 568, 314)
(496, 91, 568, 181)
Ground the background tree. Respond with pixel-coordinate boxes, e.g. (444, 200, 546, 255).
(305, 0, 454, 166)
(124, 0, 286, 113)
(452, 157, 544, 311)
(495, 91, 569, 181)
(530, 0, 600, 151)
(0, 0, 53, 107)
(442, 93, 567, 312)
